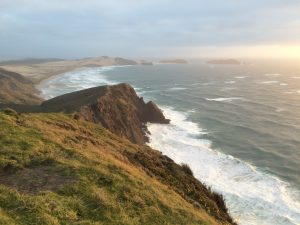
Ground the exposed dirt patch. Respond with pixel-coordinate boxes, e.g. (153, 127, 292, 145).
(0, 166, 74, 194)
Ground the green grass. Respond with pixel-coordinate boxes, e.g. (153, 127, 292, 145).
(0, 110, 233, 225)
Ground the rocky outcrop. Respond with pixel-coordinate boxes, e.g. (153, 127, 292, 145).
(41, 83, 169, 144)
(0, 68, 42, 105)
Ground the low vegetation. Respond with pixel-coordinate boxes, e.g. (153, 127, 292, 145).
(0, 109, 235, 224)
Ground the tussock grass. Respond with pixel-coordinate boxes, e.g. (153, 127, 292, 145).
(0, 110, 235, 224)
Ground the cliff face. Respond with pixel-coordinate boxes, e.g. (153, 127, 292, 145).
(42, 83, 169, 144)
(0, 68, 42, 105)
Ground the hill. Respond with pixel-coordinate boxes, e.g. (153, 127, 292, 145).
(0, 57, 138, 83)
(0, 109, 235, 224)
(0, 58, 65, 66)
(0, 68, 42, 105)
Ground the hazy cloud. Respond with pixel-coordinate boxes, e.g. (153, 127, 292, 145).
(1, 0, 300, 58)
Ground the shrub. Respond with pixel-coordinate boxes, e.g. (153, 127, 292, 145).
(181, 163, 193, 176)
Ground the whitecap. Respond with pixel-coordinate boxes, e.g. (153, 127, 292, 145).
(284, 90, 300, 94)
(276, 108, 287, 112)
(265, 73, 281, 76)
(280, 83, 288, 86)
(225, 81, 236, 84)
(235, 76, 247, 79)
(201, 82, 214, 86)
(205, 97, 243, 102)
(260, 81, 279, 84)
(167, 87, 188, 91)
(221, 87, 237, 91)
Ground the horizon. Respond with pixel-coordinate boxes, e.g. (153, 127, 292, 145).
(1, 0, 300, 60)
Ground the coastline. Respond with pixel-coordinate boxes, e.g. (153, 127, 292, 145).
(0, 56, 138, 85)
(33, 64, 300, 225)
(35, 67, 89, 99)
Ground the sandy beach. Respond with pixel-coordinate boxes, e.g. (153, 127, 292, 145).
(0, 56, 137, 84)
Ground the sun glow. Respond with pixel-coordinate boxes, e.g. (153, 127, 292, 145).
(180, 45, 300, 59)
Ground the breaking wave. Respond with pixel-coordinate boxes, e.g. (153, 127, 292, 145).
(147, 107, 300, 225)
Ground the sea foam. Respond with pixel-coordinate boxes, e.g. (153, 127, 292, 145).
(260, 81, 279, 84)
(38, 66, 126, 99)
(147, 107, 300, 225)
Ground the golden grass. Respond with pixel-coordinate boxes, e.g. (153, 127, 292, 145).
(0, 110, 233, 224)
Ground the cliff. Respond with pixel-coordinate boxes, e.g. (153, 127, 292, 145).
(41, 83, 170, 144)
(0, 68, 42, 105)
(0, 109, 235, 224)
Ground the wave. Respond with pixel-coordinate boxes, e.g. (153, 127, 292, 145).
(38, 66, 125, 99)
(147, 107, 300, 225)
(235, 76, 248, 79)
(260, 81, 279, 84)
(205, 97, 243, 102)
(265, 73, 281, 76)
(284, 90, 300, 95)
(225, 81, 236, 84)
(167, 87, 188, 91)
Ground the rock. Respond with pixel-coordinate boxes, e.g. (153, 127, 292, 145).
(41, 83, 170, 144)
(142, 101, 170, 124)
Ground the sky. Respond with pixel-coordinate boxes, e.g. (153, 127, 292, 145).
(1, 0, 300, 59)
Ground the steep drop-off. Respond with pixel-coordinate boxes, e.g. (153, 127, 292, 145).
(41, 83, 170, 144)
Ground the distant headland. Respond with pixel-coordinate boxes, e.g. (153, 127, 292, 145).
(159, 59, 188, 64)
(207, 59, 241, 65)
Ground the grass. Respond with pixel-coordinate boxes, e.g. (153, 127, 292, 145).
(0, 109, 234, 225)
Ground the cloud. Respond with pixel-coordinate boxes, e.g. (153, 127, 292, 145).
(0, 0, 300, 58)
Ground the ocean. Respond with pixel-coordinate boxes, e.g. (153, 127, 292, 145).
(38, 59, 300, 225)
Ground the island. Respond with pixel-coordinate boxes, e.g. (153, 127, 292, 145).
(207, 59, 241, 65)
(159, 59, 188, 64)
(139, 60, 153, 65)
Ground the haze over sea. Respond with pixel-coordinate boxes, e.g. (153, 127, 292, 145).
(39, 59, 300, 225)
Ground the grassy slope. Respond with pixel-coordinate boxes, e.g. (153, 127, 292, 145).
(0, 110, 232, 225)
(0, 69, 42, 105)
